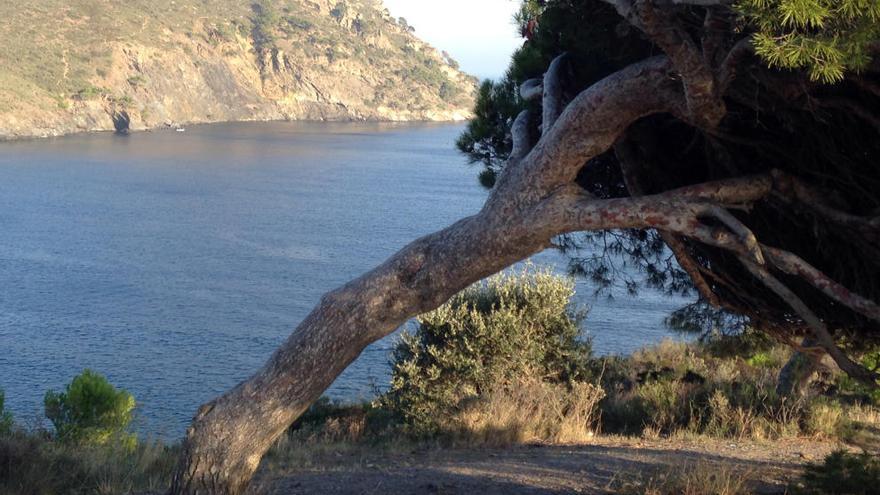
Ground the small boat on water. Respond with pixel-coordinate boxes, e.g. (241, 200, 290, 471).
(175, 128, 186, 133)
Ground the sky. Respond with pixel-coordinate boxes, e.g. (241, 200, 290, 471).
(381, 0, 523, 81)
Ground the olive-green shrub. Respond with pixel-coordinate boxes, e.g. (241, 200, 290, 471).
(44, 369, 136, 447)
(384, 268, 593, 435)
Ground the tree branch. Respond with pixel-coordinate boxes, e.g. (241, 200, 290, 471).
(510, 110, 532, 162)
(699, 205, 765, 265)
(602, 0, 726, 127)
(771, 170, 880, 241)
(739, 258, 879, 387)
(520, 78, 543, 102)
(542, 53, 568, 135)
(534, 175, 773, 236)
(492, 56, 685, 202)
(615, 137, 721, 306)
(762, 245, 880, 324)
(718, 37, 754, 90)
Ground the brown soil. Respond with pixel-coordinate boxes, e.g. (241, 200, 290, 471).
(254, 436, 844, 495)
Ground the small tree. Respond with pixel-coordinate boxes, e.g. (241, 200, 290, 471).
(44, 370, 136, 447)
(251, 1, 279, 53)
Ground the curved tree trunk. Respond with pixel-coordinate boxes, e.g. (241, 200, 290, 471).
(168, 56, 757, 494)
(168, 213, 551, 494)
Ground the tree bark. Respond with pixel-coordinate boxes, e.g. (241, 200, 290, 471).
(776, 337, 822, 397)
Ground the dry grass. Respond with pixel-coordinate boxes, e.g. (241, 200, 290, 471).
(598, 337, 880, 445)
(615, 461, 751, 495)
(838, 402, 880, 451)
(445, 376, 604, 447)
(0, 431, 176, 495)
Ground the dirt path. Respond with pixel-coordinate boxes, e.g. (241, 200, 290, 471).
(254, 437, 842, 494)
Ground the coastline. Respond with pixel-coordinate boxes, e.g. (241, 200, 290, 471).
(0, 113, 473, 143)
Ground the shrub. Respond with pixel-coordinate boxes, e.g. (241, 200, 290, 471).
(74, 85, 104, 100)
(44, 370, 136, 447)
(0, 390, 12, 435)
(384, 268, 593, 436)
(792, 450, 880, 495)
(702, 328, 777, 361)
(637, 379, 691, 433)
(330, 2, 348, 22)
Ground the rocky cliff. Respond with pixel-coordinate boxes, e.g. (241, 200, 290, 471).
(0, 0, 476, 139)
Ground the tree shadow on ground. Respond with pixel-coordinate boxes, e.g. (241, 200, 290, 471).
(255, 441, 819, 495)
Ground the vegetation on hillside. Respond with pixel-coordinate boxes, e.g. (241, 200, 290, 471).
(0, 0, 474, 134)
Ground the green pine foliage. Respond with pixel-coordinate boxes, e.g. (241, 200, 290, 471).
(384, 268, 593, 435)
(44, 370, 137, 448)
(739, 0, 880, 82)
(455, 79, 523, 186)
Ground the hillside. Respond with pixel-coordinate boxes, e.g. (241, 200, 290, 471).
(0, 0, 477, 139)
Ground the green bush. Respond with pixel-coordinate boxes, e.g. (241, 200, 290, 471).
(384, 268, 592, 435)
(0, 390, 12, 435)
(74, 85, 104, 100)
(330, 2, 348, 22)
(792, 450, 880, 494)
(44, 370, 136, 447)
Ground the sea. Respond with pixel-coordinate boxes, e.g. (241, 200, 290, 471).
(0, 122, 692, 437)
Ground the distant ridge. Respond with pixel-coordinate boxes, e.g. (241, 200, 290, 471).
(0, 0, 477, 139)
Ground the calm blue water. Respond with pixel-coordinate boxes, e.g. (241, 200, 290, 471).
(0, 122, 691, 437)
